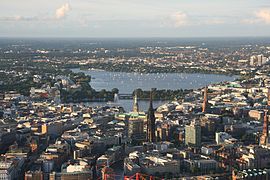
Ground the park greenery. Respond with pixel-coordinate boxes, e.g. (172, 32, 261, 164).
(80, 62, 238, 75)
(0, 56, 195, 103)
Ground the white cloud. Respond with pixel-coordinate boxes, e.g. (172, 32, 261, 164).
(255, 9, 270, 24)
(242, 9, 270, 25)
(170, 12, 188, 27)
(0, 3, 72, 22)
(168, 12, 227, 27)
(55, 3, 71, 20)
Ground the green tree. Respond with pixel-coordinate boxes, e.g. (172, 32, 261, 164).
(111, 88, 119, 94)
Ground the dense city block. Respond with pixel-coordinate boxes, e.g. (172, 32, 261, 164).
(1, 38, 270, 180)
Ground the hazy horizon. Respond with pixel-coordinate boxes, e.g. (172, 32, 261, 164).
(1, 0, 270, 37)
(1, 36, 270, 39)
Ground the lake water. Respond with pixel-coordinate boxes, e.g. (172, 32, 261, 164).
(71, 68, 236, 111)
(72, 69, 235, 93)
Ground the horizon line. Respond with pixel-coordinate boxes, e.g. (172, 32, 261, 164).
(1, 35, 270, 39)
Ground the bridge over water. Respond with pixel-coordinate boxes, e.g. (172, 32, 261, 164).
(118, 94, 133, 99)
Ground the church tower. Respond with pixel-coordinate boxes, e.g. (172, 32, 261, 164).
(147, 88, 156, 143)
(202, 86, 209, 113)
(133, 91, 139, 113)
(260, 110, 269, 145)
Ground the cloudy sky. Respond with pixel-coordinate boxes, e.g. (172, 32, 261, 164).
(1, 0, 270, 37)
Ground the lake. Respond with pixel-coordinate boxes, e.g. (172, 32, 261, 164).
(71, 68, 236, 111)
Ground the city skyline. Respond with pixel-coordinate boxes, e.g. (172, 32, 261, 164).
(1, 0, 270, 37)
(1, 18, 270, 179)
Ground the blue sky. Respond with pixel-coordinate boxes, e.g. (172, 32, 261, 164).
(1, 0, 270, 37)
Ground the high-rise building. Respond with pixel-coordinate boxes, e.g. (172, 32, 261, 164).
(257, 54, 263, 66)
(147, 88, 156, 143)
(128, 118, 144, 141)
(185, 120, 201, 147)
(262, 56, 267, 65)
(202, 86, 209, 113)
(260, 110, 269, 146)
(250, 55, 256, 66)
(250, 55, 267, 67)
(133, 91, 139, 113)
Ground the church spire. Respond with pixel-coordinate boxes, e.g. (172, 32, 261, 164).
(147, 88, 156, 143)
(202, 86, 208, 113)
(260, 110, 269, 145)
(133, 90, 139, 113)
